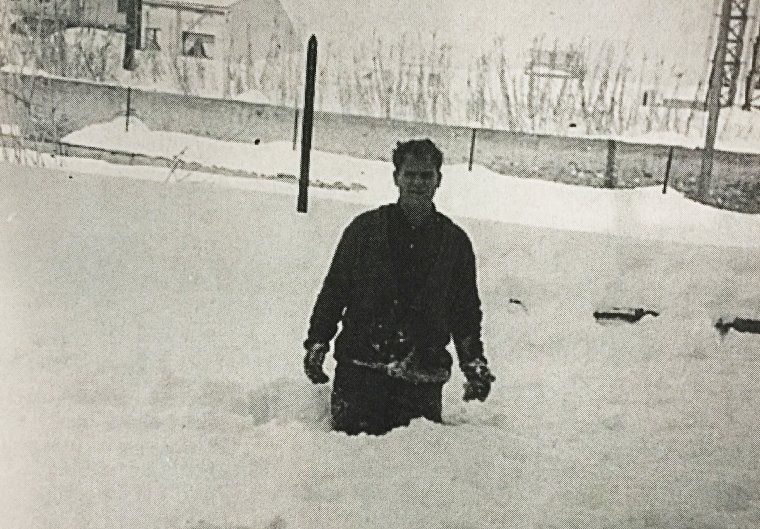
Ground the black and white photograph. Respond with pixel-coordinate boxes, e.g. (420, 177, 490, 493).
(1, 0, 759, 527)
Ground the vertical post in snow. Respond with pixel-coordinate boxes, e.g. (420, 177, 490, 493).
(293, 108, 300, 151)
(662, 146, 674, 194)
(468, 128, 477, 171)
(605, 139, 616, 188)
(298, 35, 317, 214)
(125, 87, 132, 132)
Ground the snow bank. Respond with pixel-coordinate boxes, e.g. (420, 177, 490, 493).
(0, 64, 56, 77)
(60, 117, 760, 248)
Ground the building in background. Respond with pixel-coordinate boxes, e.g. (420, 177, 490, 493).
(140, 0, 297, 63)
(9, 0, 298, 69)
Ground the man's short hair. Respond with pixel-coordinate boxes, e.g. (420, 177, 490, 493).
(392, 139, 444, 173)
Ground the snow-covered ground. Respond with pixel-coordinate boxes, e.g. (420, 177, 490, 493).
(1, 125, 759, 529)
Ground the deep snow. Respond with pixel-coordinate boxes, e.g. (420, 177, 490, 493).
(1, 125, 759, 528)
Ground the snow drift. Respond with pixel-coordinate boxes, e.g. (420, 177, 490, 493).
(1, 158, 758, 529)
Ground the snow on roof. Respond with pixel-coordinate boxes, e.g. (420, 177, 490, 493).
(142, 0, 243, 10)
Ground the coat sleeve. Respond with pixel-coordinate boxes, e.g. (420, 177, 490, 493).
(450, 232, 486, 366)
(305, 222, 357, 347)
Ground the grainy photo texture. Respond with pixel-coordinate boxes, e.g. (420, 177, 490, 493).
(1, 1, 759, 528)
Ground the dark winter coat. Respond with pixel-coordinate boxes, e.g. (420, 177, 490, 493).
(306, 203, 484, 381)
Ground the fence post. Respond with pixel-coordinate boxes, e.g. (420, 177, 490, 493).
(662, 146, 674, 194)
(605, 139, 616, 188)
(51, 107, 60, 156)
(298, 35, 317, 214)
(292, 108, 300, 151)
(468, 128, 477, 171)
(125, 87, 131, 132)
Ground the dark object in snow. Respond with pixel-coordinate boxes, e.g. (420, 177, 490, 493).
(507, 298, 528, 313)
(593, 307, 659, 323)
(662, 145, 674, 194)
(715, 317, 760, 335)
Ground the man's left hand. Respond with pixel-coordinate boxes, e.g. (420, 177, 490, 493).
(461, 359, 496, 402)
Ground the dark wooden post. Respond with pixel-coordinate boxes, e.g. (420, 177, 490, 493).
(605, 139, 616, 188)
(125, 87, 132, 132)
(292, 108, 300, 151)
(468, 128, 477, 171)
(662, 145, 674, 194)
(298, 35, 317, 214)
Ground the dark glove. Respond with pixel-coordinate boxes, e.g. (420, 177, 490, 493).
(461, 359, 495, 402)
(303, 341, 330, 384)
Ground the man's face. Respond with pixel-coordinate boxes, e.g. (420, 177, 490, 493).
(393, 154, 441, 204)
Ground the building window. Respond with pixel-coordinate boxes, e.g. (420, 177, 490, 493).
(145, 28, 160, 51)
(182, 31, 214, 59)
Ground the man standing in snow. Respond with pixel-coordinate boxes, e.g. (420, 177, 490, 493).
(303, 139, 495, 435)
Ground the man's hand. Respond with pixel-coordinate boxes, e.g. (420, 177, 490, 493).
(461, 359, 495, 402)
(304, 341, 330, 384)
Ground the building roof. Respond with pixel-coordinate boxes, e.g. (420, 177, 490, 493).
(142, 0, 243, 10)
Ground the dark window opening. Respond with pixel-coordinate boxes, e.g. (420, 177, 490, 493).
(145, 27, 160, 51)
(182, 31, 214, 59)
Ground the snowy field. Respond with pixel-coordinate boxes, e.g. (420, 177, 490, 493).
(1, 136, 760, 529)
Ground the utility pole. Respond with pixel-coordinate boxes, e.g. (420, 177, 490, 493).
(706, 0, 751, 107)
(700, 0, 737, 201)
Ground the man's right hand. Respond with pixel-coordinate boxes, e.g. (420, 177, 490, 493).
(304, 341, 330, 384)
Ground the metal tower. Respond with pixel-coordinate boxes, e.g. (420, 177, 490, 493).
(706, 0, 752, 107)
(744, 25, 760, 109)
